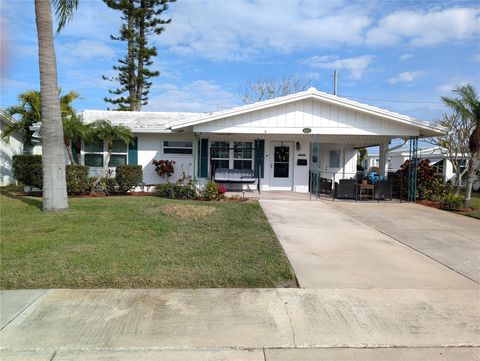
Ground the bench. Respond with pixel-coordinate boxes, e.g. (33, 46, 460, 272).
(214, 168, 256, 183)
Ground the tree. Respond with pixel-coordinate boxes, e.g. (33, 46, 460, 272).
(357, 147, 368, 170)
(34, 0, 78, 211)
(2, 90, 79, 148)
(90, 119, 134, 188)
(104, 0, 174, 111)
(427, 113, 472, 195)
(63, 114, 92, 165)
(241, 75, 315, 104)
(442, 84, 480, 208)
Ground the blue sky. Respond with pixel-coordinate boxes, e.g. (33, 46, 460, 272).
(1, 0, 479, 123)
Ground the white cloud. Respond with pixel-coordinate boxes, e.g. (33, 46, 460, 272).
(399, 54, 414, 61)
(302, 55, 374, 80)
(144, 80, 240, 112)
(389, 71, 425, 84)
(437, 79, 474, 93)
(367, 7, 480, 46)
(473, 53, 480, 62)
(58, 40, 116, 61)
(156, 1, 372, 61)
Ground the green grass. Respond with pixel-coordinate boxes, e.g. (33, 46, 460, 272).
(457, 191, 480, 219)
(0, 189, 296, 289)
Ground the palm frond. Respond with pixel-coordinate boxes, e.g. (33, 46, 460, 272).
(52, 0, 79, 32)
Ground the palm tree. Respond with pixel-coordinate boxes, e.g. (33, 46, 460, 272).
(34, 0, 78, 211)
(63, 114, 92, 164)
(90, 119, 134, 188)
(1, 90, 79, 148)
(442, 84, 480, 208)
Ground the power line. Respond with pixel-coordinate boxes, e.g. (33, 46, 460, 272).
(340, 95, 443, 104)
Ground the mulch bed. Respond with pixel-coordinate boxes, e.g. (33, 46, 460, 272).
(417, 199, 473, 212)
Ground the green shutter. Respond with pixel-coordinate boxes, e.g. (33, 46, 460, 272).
(71, 144, 78, 163)
(198, 138, 208, 178)
(255, 139, 265, 178)
(128, 137, 138, 165)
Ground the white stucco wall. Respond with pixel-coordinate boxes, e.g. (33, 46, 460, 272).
(137, 133, 195, 185)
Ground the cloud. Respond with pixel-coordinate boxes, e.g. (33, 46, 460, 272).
(437, 79, 475, 93)
(366, 7, 480, 46)
(58, 40, 116, 61)
(302, 55, 374, 80)
(144, 80, 240, 112)
(473, 54, 480, 62)
(389, 71, 425, 84)
(399, 54, 414, 61)
(156, 1, 372, 61)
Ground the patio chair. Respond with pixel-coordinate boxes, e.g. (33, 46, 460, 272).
(334, 179, 357, 200)
(374, 180, 393, 201)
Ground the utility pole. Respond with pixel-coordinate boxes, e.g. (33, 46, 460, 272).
(333, 70, 338, 95)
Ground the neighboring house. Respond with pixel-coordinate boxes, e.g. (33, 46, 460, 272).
(0, 110, 24, 186)
(3, 88, 444, 192)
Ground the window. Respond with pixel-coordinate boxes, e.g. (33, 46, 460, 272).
(233, 142, 253, 170)
(84, 138, 104, 167)
(84, 138, 129, 167)
(211, 141, 230, 169)
(108, 139, 128, 167)
(163, 140, 192, 155)
(329, 150, 340, 168)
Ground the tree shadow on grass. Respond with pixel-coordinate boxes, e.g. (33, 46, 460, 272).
(0, 187, 43, 210)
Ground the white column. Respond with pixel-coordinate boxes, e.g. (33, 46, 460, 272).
(379, 142, 388, 177)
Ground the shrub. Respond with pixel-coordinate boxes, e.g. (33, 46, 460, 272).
(12, 155, 42, 186)
(152, 159, 175, 178)
(397, 159, 436, 200)
(115, 165, 143, 194)
(202, 181, 225, 200)
(154, 180, 198, 200)
(29, 164, 43, 190)
(440, 193, 465, 211)
(66, 165, 90, 195)
(89, 176, 117, 195)
(155, 183, 178, 198)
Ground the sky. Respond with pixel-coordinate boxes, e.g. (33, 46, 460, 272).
(1, 0, 479, 124)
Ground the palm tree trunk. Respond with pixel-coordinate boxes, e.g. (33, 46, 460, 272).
(464, 154, 478, 208)
(91, 151, 112, 191)
(35, 0, 68, 211)
(65, 142, 76, 164)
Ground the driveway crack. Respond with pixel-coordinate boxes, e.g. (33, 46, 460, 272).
(276, 289, 296, 347)
(0, 290, 46, 332)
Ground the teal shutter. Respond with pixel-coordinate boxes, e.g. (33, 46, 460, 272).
(254, 139, 265, 178)
(198, 138, 208, 178)
(128, 137, 138, 165)
(71, 144, 79, 163)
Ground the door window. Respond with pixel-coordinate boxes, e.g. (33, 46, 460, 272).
(274, 146, 290, 178)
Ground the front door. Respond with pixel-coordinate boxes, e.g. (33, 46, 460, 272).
(270, 142, 293, 190)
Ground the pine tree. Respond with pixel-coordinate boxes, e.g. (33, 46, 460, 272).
(103, 0, 174, 111)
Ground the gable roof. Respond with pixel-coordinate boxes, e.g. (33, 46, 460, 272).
(80, 110, 205, 132)
(170, 87, 445, 136)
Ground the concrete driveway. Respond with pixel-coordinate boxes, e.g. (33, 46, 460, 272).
(330, 201, 480, 283)
(260, 199, 478, 289)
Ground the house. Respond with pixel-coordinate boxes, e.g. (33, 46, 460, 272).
(365, 146, 468, 183)
(0, 110, 24, 186)
(77, 88, 444, 193)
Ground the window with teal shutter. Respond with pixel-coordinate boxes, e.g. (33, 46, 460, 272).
(128, 137, 138, 165)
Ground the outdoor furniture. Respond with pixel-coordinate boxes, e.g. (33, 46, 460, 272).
(319, 177, 333, 194)
(214, 168, 256, 183)
(334, 179, 357, 200)
(358, 182, 374, 201)
(374, 180, 393, 201)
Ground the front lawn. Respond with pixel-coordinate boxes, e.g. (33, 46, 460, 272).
(458, 191, 480, 219)
(0, 189, 296, 289)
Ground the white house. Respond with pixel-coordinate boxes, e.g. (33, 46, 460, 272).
(0, 110, 24, 186)
(76, 88, 444, 193)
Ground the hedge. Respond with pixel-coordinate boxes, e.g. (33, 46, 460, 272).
(66, 165, 90, 195)
(115, 165, 143, 194)
(12, 155, 42, 187)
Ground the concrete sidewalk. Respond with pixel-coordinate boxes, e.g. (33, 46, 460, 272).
(260, 200, 478, 289)
(1, 288, 479, 360)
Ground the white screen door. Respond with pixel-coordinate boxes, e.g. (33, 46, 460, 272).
(270, 142, 293, 190)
